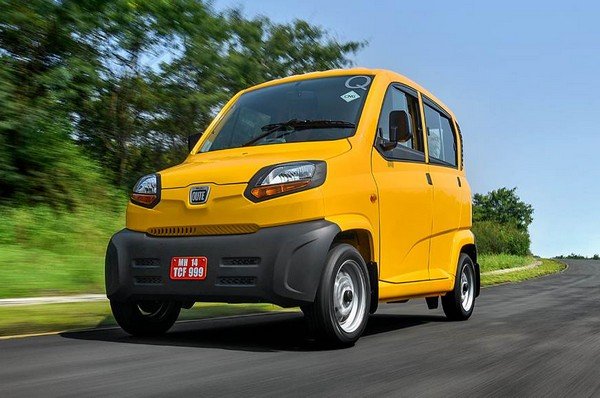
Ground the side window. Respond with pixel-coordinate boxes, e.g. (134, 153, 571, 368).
(376, 85, 424, 161)
(424, 103, 457, 167)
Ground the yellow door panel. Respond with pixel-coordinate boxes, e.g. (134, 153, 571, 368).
(428, 165, 463, 277)
(372, 151, 433, 283)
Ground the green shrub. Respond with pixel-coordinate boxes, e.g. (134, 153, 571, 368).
(472, 221, 530, 256)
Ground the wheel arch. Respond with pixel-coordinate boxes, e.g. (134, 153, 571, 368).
(460, 242, 480, 298)
(330, 227, 379, 314)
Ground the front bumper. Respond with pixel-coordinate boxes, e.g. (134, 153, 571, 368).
(105, 220, 340, 307)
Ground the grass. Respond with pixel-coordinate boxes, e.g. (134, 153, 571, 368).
(481, 258, 565, 286)
(0, 204, 125, 298)
(478, 253, 535, 273)
(0, 301, 286, 337)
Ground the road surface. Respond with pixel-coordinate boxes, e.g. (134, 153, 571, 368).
(1, 259, 599, 397)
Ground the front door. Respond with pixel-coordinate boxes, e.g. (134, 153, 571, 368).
(371, 85, 433, 283)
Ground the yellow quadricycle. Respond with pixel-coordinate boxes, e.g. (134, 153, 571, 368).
(106, 68, 479, 346)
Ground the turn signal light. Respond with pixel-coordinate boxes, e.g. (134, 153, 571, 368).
(250, 180, 311, 199)
(131, 193, 158, 205)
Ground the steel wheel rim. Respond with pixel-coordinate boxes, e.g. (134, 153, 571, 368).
(333, 259, 367, 333)
(137, 301, 168, 318)
(460, 265, 474, 312)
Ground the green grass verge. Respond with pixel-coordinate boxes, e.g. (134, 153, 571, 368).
(481, 258, 565, 286)
(0, 204, 125, 298)
(478, 253, 534, 273)
(0, 302, 286, 337)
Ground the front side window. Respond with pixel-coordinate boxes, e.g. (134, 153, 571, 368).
(376, 85, 424, 161)
(199, 75, 373, 153)
(424, 103, 457, 167)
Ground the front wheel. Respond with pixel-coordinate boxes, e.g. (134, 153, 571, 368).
(442, 253, 476, 321)
(303, 244, 370, 346)
(110, 300, 181, 336)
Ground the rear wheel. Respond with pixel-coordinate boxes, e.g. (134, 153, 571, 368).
(442, 253, 476, 321)
(110, 300, 181, 336)
(303, 244, 370, 346)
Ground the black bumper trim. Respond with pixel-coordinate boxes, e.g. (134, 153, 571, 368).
(105, 220, 340, 307)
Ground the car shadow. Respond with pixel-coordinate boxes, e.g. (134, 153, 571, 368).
(61, 311, 447, 352)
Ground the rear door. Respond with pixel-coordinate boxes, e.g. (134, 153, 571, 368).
(422, 98, 463, 279)
(371, 84, 433, 283)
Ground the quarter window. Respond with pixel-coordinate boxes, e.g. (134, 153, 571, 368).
(424, 104, 457, 167)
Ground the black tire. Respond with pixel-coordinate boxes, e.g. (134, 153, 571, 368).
(442, 253, 476, 321)
(303, 244, 370, 346)
(110, 300, 181, 336)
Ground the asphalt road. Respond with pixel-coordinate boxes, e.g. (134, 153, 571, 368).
(1, 259, 599, 397)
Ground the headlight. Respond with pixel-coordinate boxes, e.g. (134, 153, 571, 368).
(245, 161, 326, 201)
(130, 174, 161, 208)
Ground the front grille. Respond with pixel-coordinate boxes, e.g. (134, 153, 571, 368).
(147, 224, 259, 237)
(134, 276, 162, 285)
(132, 258, 160, 268)
(216, 276, 257, 286)
(221, 257, 261, 266)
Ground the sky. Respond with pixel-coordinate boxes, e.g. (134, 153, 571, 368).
(215, 0, 600, 257)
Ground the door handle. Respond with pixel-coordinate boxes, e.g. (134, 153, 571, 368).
(425, 173, 433, 185)
(457, 176, 462, 187)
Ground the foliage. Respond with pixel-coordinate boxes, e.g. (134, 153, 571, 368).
(0, 0, 107, 208)
(0, 0, 366, 199)
(473, 187, 533, 232)
(555, 253, 600, 260)
(472, 220, 530, 256)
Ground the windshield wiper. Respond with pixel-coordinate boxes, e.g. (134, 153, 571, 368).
(241, 119, 356, 147)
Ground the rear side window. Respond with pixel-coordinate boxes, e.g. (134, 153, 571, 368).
(424, 104, 457, 167)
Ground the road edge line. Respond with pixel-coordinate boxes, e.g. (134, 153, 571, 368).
(0, 310, 298, 341)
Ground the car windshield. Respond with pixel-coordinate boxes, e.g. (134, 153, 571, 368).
(199, 75, 373, 153)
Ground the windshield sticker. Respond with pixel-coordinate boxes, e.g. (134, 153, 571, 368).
(345, 75, 372, 91)
(340, 90, 360, 102)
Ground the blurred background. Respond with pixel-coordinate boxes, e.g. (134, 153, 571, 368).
(0, 0, 597, 335)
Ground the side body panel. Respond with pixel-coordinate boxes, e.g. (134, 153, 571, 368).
(371, 154, 433, 283)
(427, 165, 464, 279)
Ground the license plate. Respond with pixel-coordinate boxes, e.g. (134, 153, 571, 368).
(170, 256, 207, 280)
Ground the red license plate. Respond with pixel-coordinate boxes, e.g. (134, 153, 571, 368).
(170, 256, 207, 280)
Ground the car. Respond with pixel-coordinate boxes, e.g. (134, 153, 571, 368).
(105, 68, 480, 346)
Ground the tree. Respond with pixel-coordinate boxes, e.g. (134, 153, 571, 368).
(473, 187, 533, 232)
(0, 0, 106, 207)
(73, 1, 365, 189)
(1, 0, 366, 200)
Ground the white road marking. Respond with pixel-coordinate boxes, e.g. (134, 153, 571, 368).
(0, 294, 107, 306)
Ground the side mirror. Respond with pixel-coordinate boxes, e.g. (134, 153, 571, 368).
(188, 132, 203, 152)
(389, 110, 412, 143)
